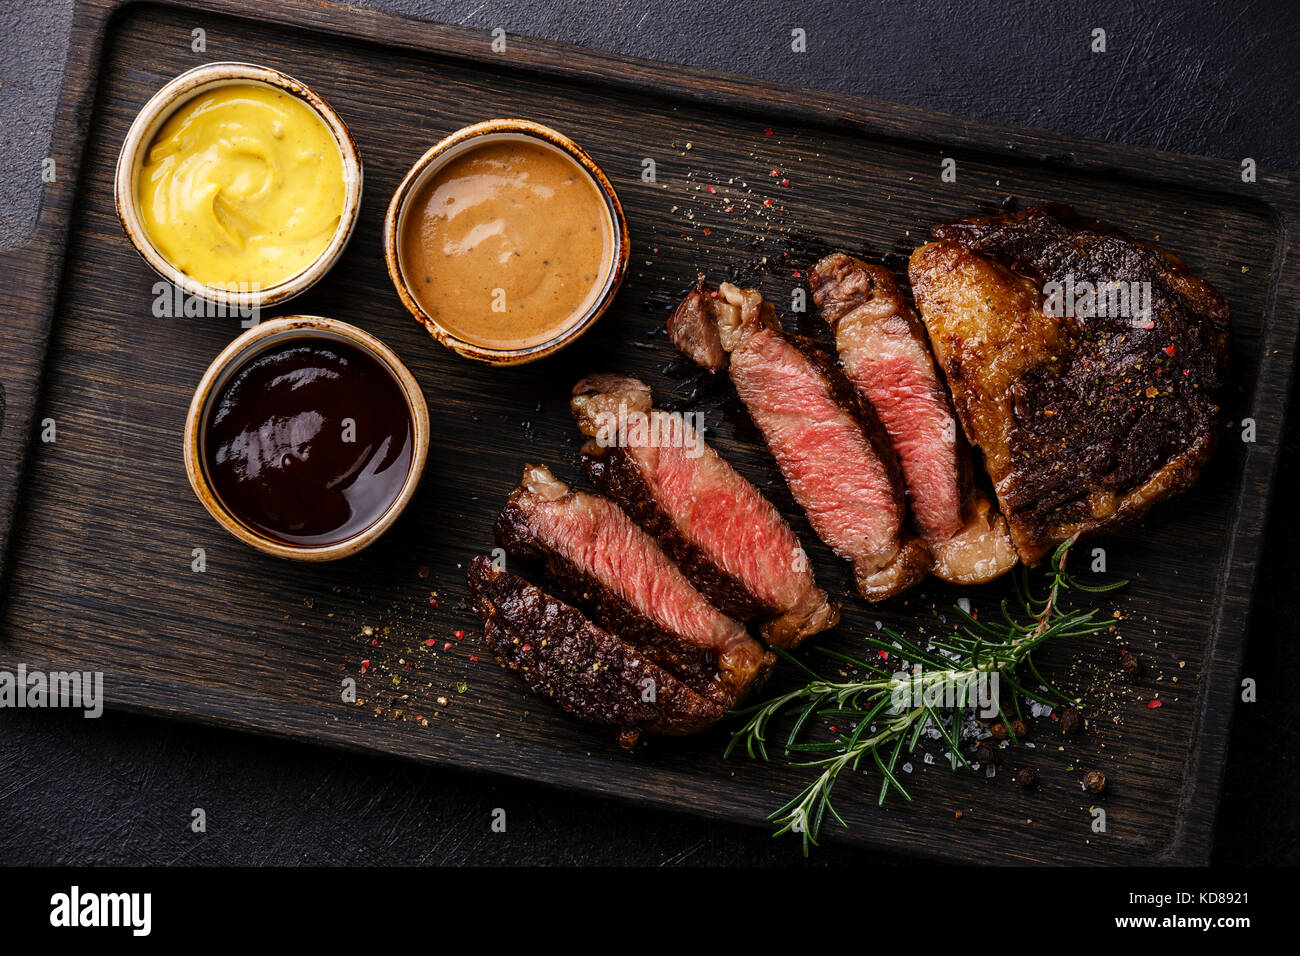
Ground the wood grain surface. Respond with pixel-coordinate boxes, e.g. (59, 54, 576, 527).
(0, 0, 1297, 864)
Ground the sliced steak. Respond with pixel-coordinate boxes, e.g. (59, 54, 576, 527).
(570, 373, 839, 647)
(494, 462, 773, 705)
(909, 203, 1230, 562)
(810, 252, 1017, 584)
(468, 556, 725, 736)
(669, 281, 929, 601)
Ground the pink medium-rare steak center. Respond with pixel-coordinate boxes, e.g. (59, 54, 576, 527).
(848, 350, 963, 540)
(509, 473, 753, 659)
(622, 412, 810, 613)
(730, 328, 899, 564)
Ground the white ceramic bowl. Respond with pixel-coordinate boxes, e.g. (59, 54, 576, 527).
(383, 119, 629, 366)
(115, 62, 363, 311)
(183, 316, 429, 561)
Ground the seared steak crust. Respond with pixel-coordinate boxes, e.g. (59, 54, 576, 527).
(811, 252, 1017, 584)
(910, 203, 1230, 562)
(468, 557, 725, 736)
(493, 463, 773, 705)
(571, 373, 839, 647)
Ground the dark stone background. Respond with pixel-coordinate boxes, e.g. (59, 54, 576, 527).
(1, 0, 1296, 865)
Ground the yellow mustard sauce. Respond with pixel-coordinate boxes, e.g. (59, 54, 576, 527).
(138, 84, 345, 290)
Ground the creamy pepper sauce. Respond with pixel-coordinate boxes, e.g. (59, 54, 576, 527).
(138, 83, 345, 290)
(399, 139, 612, 350)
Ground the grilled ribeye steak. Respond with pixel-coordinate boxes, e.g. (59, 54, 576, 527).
(909, 203, 1230, 563)
(669, 281, 929, 601)
(811, 253, 1017, 584)
(494, 462, 773, 705)
(468, 557, 726, 736)
(571, 374, 839, 647)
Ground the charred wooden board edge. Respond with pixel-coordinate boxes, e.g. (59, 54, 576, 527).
(0, 0, 1296, 864)
(0, 661, 1150, 865)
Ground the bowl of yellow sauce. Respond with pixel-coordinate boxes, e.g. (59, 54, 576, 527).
(384, 119, 629, 365)
(115, 62, 362, 310)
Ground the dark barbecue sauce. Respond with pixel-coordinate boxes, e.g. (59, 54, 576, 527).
(205, 339, 413, 547)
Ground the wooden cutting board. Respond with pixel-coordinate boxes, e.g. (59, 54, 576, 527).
(1, 0, 1297, 864)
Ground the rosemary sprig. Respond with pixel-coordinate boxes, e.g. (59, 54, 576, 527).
(725, 537, 1125, 855)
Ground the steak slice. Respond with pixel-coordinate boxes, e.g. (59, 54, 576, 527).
(570, 373, 839, 647)
(909, 203, 1230, 562)
(468, 556, 725, 736)
(810, 252, 1017, 584)
(669, 281, 929, 601)
(493, 462, 773, 705)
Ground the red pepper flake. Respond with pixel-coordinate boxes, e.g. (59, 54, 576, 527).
(780, 178, 790, 187)
(469, 655, 479, 662)
(1148, 699, 1163, 709)
(878, 650, 890, 659)
(1183, 368, 1190, 375)
(1141, 319, 1155, 330)
(763, 198, 773, 207)
(828, 725, 838, 733)
(443, 642, 453, 651)
(454, 630, 465, 640)
(709, 290, 719, 298)
(360, 659, 370, 674)
(763, 128, 774, 136)
(1120, 648, 1127, 656)
(428, 595, 438, 607)
(723, 205, 734, 213)
(768, 169, 780, 177)
(425, 638, 437, 647)
(371, 638, 378, 647)
(1164, 344, 1176, 356)
(793, 269, 802, 279)
(706, 184, 717, 194)
(702, 228, 711, 236)
(521, 643, 533, 652)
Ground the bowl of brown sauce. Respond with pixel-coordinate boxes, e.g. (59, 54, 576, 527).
(183, 316, 430, 560)
(383, 119, 630, 365)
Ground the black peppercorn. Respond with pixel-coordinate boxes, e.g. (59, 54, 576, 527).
(1015, 767, 1039, 789)
(1083, 770, 1107, 794)
(1059, 706, 1084, 735)
(1121, 653, 1143, 680)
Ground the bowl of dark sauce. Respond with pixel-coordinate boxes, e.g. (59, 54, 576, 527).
(184, 316, 429, 560)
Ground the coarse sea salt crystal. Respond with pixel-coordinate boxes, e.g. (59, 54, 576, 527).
(923, 752, 935, 765)
(902, 762, 913, 774)
(957, 597, 971, 614)
(985, 765, 997, 778)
